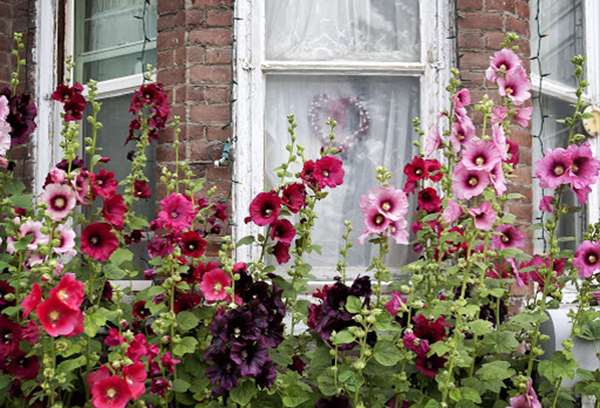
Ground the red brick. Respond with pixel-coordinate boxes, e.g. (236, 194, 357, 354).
(157, 50, 174, 69)
(458, 13, 503, 30)
(190, 65, 231, 83)
(157, 0, 185, 14)
(190, 105, 230, 122)
(189, 141, 212, 162)
(191, 0, 230, 8)
(206, 9, 231, 27)
(175, 47, 205, 64)
(157, 67, 186, 86)
(510, 129, 532, 146)
(185, 10, 205, 26)
(168, 105, 186, 121)
(157, 30, 185, 50)
(516, 0, 530, 19)
(206, 47, 232, 64)
(510, 282, 533, 297)
(507, 203, 532, 220)
(484, 32, 505, 50)
(458, 70, 485, 87)
(487, 0, 515, 12)
(176, 85, 205, 103)
(457, 0, 483, 11)
(506, 17, 529, 37)
(205, 86, 230, 103)
(507, 184, 533, 202)
(156, 143, 186, 162)
(206, 125, 230, 141)
(512, 166, 532, 184)
(157, 11, 186, 32)
(183, 124, 205, 142)
(460, 51, 493, 69)
(189, 28, 231, 46)
(459, 32, 484, 49)
(518, 147, 532, 166)
(207, 164, 230, 180)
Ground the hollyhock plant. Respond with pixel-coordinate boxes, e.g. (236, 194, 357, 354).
(566, 141, 600, 189)
(485, 48, 523, 83)
(81, 222, 119, 262)
(573, 240, 600, 278)
(492, 224, 525, 250)
(180, 230, 208, 258)
(90, 168, 119, 199)
(91, 375, 133, 408)
(281, 182, 307, 213)
(158, 193, 196, 232)
(48, 273, 85, 310)
(497, 66, 531, 106)
(360, 184, 409, 221)
(468, 200, 497, 231)
(314, 155, 345, 188)
(461, 139, 502, 172)
(102, 194, 127, 230)
(21, 282, 41, 319)
(200, 268, 232, 302)
(418, 187, 442, 213)
(247, 191, 281, 226)
(270, 218, 296, 244)
(36, 296, 84, 337)
(452, 163, 490, 200)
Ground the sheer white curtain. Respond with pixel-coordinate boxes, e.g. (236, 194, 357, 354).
(265, 0, 420, 62)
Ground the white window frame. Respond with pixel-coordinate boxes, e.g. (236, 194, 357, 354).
(232, 1, 454, 263)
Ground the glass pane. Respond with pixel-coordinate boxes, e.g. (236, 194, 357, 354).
(75, 0, 158, 82)
(530, 0, 583, 88)
(265, 75, 420, 275)
(81, 94, 156, 268)
(265, 0, 420, 62)
(532, 93, 585, 252)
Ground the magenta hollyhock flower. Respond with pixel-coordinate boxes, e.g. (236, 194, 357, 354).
(160, 352, 181, 374)
(72, 170, 90, 205)
(413, 314, 449, 343)
(133, 180, 152, 199)
(442, 198, 463, 225)
(122, 361, 147, 399)
(515, 106, 533, 127)
(21, 282, 41, 319)
(49, 273, 85, 310)
(426, 159, 443, 182)
(492, 224, 525, 250)
(567, 141, 600, 190)
(468, 200, 497, 231)
(486, 48, 523, 83)
(270, 218, 296, 244)
(91, 375, 132, 408)
(180, 230, 207, 258)
(248, 191, 281, 226)
(418, 187, 441, 213)
(573, 240, 600, 278)
(404, 156, 429, 181)
(273, 241, 291, 264)
(40, 183, 77, 221)
(200, 268, 231, 302)
(357, 205, 391, 245)
(497, 67, 531, 106)
(385, 291, 407, 316)
(461, 139, 503, 172)
(105, 328, 126, 347)
(403, 332, 430, 357)
(452, 163, 490, 200)
(81, 222, 119, 262)
(539, 196, 554, 213)
(360, 185, 409, 221)
(102, 194, 127, 230)
(36, 296, 84, 337)
(534, 147, 572, 189)
(281, 183, 307, 213)
(314, 156, 344, 188)
(90, 168, 118, 199)
(508, 379, 542, 408)
(6, 350, 39, 380)
(573, 184, 592, 205)
(491, 106, 508, 124)
(490, 162, 508, 195)
(158, 193, 196, 232)
(450, 119, 476, 152)
(388, 218, 409, 245)
(424, 125, 442, 158)
(452, 88, 471, 108)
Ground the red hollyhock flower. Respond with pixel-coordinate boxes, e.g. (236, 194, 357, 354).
(158, 193, 196, 232)
(51, 82, 83, 103)
(0, 314, 22, 356)
(132, 301, 151, 320)
(105, 328, 126, 347)
(425, 159, 443, 182)
(160, 351, 181, 374)
(180, 231, 208, 258)
(273, 241, 291, 264)
(270, 218, 296, 244)
(91, 375, 132, 408)
(418, 188, 442, 213)
(301, 160, 319, 188)
(37, 296, 84, 337)
(413, 314, 449, 344)
(416, 353, 447, 378)
(63, 94, 86, 122)
(314, 156, 344, 188)
(126, 333, 149, 363)
(133, 180, 152, 199)
(200, 269, 231, 302)
(49, 273, 85, 310)
(212, 202, 228, 221)
(122, 361, 147, 399)
(21, 281, 42, 318)
(248, 191, 281, 226)
(173, 293, 203, 313)
(404, 156, 429, 181)
(81, 222, 119, 262)
(281, 183, 307, 213)
(7, 350, 39, 380)
(90, 168, 118, 199)
(103, 194, 127, 230)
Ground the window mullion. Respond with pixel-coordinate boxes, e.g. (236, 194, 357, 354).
(261, 61, 425, 75)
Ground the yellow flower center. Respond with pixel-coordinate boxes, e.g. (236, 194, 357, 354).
(214, 282, 223, 293)
(106, 388, 117, 399)
(553, 165, 564, 176)
(468, 177, 478, 187)
(374, 214, 385, 225)
(475, 156, 485, 166)
(322, 170, 330, 178)
(49, 310, 60, 322)
(588, 255, 597, 264)
(54, 197, 66, 209)
(382, 202, 391, 211)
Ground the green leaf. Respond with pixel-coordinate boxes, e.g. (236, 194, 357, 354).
(4, 179, 25, 195)
(84, 307, 115, 337)
(191, 178, 206, 193)
(506, 193, 525, 200)
(171, 378, 190, 393)
(526, 223, 544, 231)
(482, 331, 519, 354)
(428, 341, 451, 357)
(9, 194, 33, 210)
(469, 320, 493, 337)
(177, 311, 200, 331)
(345, 296, 362, 314)
(56, 355, 86, 374)
(373, 340, 402, 366)
(459, 386, 482, 403)
(477, 361, 515, 381)
(128, 215, 149, 230)
(421, 213, 440, 222)
(109, 248, 134, 266)
(538, 350, 579, 381)
(449, 388, 461, 402)
(317, 367, 339, 396)
(173, 337, 198, 357)
(282, 383, 311, 407)
(103, 264, 127, 280)
(331, 330, 355, 345)
(424, 400, 443, 408)
(237, 235, 255, 246)
(488, 288, 506, 298)
(230, 379, 256, 406)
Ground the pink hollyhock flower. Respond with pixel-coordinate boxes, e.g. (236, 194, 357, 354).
(53, 224, 77, 256)
(424, 125, 442, 158)
(497, 67, 531, 106)
(91, 375, 132, 408)
(200, 268, 232, 302)
(491, 106, 508, 124)
(491, 124, 508, 161)
(180, 231, 208, 258)
(385, 291, 407, 317)
(72, 170, 90, 205)
(486, 48, 523, 83)
(158, 193, 196, 231)
(450, 119, 476, 152)
(452, 163, 490, 200)
(534, 147, 572, 189)
(49, 273, 85, 310)
(508, 379, 542, 408)
(506, 139, 519, 166)
(539, 196, 554, 213)
(490, 162, 507, 195)
(573, 240, 600, 278)
(567, 141, 600, 190)
(122, 361, 147, 399)
(360, 185, 409, 222)
(388, 218, 410, 245)
(0, 95, 9, 119)
(357, 205, 391, 245)
(461, 139, 502, 172)
(467, 200, 497, 231)
(593, 291, 600, 304)
(147, 237, 175, 259)
(273, 241, 291, 264)
(160, 352, 181, 374)
(81, 222, 119, 262)
(36, 296, 84, 337)
(21, 282, 41, 319)
(127, 334, 149, 362)
(508, 257, 529, 287)
(18, 220, 50, 252)
(88, 365, 111, 389)
(103, 194, 127, 230)
(418, 188, 441, 213)
(270, 218, 296, 244)
(40, 183, 77, 221)
(49, 167, 67, 183)
(281, 183, 307, 213)
(452, 88, 471, 108)
(492, 224, 525, 250)
(573, 185, 592, 205)
(90, 168, 118, 199)
(403, 332, 430, 357)
(314, 156, 344, 188)
(443, 198, 463, 225)
(105, 328, 126, 347)
(515, 106, 533, 127)
(248, 191, 281, 226)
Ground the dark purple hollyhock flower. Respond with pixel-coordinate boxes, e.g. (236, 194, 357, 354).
(0, 315, 22, 357)
(413, 314, 449, 344)
(255, 358, 277, 389)
(205, 349, 241, 391)
(230, 339, 270, 377)
(350, 276, 372, 299)
(8, 379, 23, 398)
(55, 156, 85, 171)
(247, 299, 269, 330)
(213, 309, 260, 343)
(101, 281, 113, 302)
(173, 292, 202, 314)
(7, 350, 39, 380)
(416, 353, 447, 378)
(288, 355, 306, 375)
(316, 395, 352, 408)
(132, 301, 151, 320)
(0, 280, 16, 310)
(0, 88, 37, 146)
(263, 314, 285, 348)
(240, 280, 270, 303)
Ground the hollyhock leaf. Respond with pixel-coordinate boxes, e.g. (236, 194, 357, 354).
(317, 367, 338, 397)
(173, 336, 198, 357)
(176, 311, 200, 331)
(103, 264, 127, 280)
(282, 383, 312, 407)
(469, 320, 493, 337)
(429, 341, 452, 357)
(109, 248, 134, 266)
(9, 194, 33, 210)
(128, 215, 149, 230)
(459, 387, 482, 403)
(345, 295, 362, 314)
(373, 340, 402, 366)
(331, 330, 355, 345)
(236, 235, 255, 246)
(481, 331, 519, 354)
(83, 307, 115, 338)
(56, 355, 86, 375)
(229, 379, 256, 406)
(538, 350, 579, 381)
(424, 401, 443, 408)
(171, 379, 190, 393)
(477, 360, 515, 381)
(4, 179, 25, 195)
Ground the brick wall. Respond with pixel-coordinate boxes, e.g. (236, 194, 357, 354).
(457, 0, 533, 307)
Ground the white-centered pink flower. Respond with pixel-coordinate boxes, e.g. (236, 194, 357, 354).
(359, 185, 409, 222)
(53, 224, 77, 256)
(491, 106, 508, 124)
(485, 48, 523, 83)
(357, 205, 391, 245)
(491, 124, 508, 161)
(490, 162, 507, 196)
(534, 147, 572, 190)
(461, 139, 502, 172)
(452, 163, 490, 200)
(19, 220, 49, 251)
(514, 106, 533, 127)
(566, 141, 600, 190)
(497, 67, 531, 106)
(452, 88, 471, 108)
(200, 268, 231, 302)
(467, 200, 497, 231)
(450, 119, 476, 153)
(574, 240, 600, 278)
(442, 198, 463, 225)
(40, 183, 77, 221)
(424, 125, 442, 158)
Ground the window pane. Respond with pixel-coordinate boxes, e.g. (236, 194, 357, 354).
(265, 75, 419, 275)
(530, 0, 583, 88)
(265, 0, 420, 62)
(532, 93, 585, 252)
(75, 0, 158, 82)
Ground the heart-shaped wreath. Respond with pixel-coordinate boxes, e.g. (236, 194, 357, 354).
(308, 94, 370, 159)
